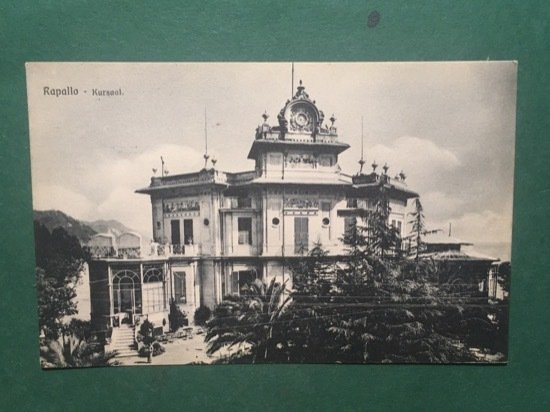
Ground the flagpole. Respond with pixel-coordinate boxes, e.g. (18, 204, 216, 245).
(291, 62, 294, 97)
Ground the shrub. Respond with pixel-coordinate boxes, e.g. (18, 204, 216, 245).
(168, 298, 189, 331)
(138, 342, 165, 357)
(194, 306, 212, 326)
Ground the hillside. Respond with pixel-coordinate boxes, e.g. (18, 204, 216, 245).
(33, 210, 140, 244)
(33, 210, 97, 243)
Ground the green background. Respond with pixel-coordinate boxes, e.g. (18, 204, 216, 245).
(1, 1, 548, 410)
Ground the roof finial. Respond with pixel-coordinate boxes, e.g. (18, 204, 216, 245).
(262, 110, 269, 122)
(358, 116, 365, 174)
(291, 62, 294, 98)
(160, 156, 167, 177)
(297, 79, 305, 95)
(371, 160, 378, 173)
(382, 163, 389, 175)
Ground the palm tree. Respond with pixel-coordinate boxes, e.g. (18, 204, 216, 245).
(205, 277, 290, 363)
(40, 320, 119, 368)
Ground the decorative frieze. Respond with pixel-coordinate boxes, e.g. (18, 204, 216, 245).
(163, 200, 200, 214)
(286, 153, 316, 168)
(284, 198, 319, 209)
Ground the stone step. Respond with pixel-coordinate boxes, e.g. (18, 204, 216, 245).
(112, 347, 136, 352)
(113, 342, 135, 347)
(111, 339, 135, 346)
(115, 350, 139, 358)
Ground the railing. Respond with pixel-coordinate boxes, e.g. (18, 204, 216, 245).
(151, 243, 200, 257)
(150, 169, 227, 187)
(117, 247, 141, 259)
(86, 246, 118, 259)
(226, 170, 260, 185)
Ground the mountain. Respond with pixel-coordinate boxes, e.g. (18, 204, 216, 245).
(33, 210, 140, 244)
(33, 210, 97, 243)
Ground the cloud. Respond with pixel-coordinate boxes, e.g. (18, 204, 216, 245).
(367, 136, 460, 186)
(33, 185, 96, 221)
(421, 191, 466, 222)
(89, 143, 203, 235)
(431, 209, 512, 245)
(33, 144, 204, 237)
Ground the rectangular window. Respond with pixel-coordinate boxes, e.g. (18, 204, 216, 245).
(344, 216, 357, 244)
(321, 201, 331, 212)
(294, 217, 309, 254)
(174, 272, 187, 304)
(170, 220, 180, 245)
(183, 219, 193, 245)
(230, 270, 257, 295)
(238, 217, 252, 245)
(396, 221, 402, 236)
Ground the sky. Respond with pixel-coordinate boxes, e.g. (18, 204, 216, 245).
(26, 62, 517, 259)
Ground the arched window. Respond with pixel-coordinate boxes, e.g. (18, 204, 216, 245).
(112, 270, 141, 314)
(143, 267, 165, 313)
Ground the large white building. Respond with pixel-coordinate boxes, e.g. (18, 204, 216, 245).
(88, 82, 418, 335)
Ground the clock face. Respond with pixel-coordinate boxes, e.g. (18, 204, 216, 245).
(289, 105, 315, 132)
(295, 112, 308, 126)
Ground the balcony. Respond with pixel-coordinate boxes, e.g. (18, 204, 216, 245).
(152, 243, 200, 258)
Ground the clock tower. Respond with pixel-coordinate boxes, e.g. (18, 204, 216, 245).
(247, 80, 350, 183)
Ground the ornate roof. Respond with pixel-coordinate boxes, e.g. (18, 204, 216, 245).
(255, 80, 338, 142)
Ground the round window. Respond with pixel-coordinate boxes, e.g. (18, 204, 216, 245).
(272, 217, 280, 226)
(203, 218, 210, 226)
(322, 217, 330, 226)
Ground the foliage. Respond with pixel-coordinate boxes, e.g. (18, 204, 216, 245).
(34, 221, 87, 284)
(194, 306, 212, 326)
(205, 277, 290, 363)
(200, 185, 503, 364)
(138, 319, 156, 347)
(168, 298, 188, 331)
(40, 319, 118, 368)
(36, 268, 78, 340)
(34, 222, 87, 339)
(138, 342, 165, 357)
(406, 198, 426, 260)
(136, 319, 166, 358)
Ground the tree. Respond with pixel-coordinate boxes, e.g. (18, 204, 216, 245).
(35, 222, 119, 368)
(407, 197, 426, 261)
(138, 319, 156, 363)
(36, 268, 78, 340)
(168, 298, 188, 331)
(365, 186, 401, 259)
(40, 319, 118, 368)
(284, 213, 475, 363)
(34, 222, 87, 339)
(205, 277, 290, 363)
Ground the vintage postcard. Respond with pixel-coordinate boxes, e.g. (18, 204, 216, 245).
(26, 62, 516, 367)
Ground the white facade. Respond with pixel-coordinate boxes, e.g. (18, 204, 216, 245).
(89, 82, 419, 332)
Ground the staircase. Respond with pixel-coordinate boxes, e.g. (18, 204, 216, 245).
(109, 324, 138, 357)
